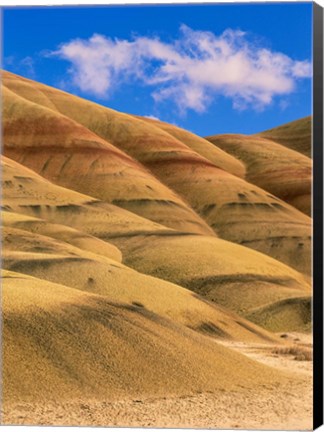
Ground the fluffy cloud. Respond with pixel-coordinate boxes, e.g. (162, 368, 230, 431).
(51, 25, 312, 113)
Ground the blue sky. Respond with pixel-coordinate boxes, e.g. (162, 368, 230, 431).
(2, 3, 312, 136)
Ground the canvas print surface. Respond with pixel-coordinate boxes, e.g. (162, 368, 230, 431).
(1, 2, 316, 429)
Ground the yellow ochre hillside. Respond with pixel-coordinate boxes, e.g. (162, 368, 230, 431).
(2, 72, 312, 275)
(205, 133, 311, 216)
(256, 116, 311, 157)
(1, 71, 312, 428)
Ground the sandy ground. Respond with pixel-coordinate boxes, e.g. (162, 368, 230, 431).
(2, 333, 312, 430)
(2, 384, 312, 430)
(218, 332, 312, 376)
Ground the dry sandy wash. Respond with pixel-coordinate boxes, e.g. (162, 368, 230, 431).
(1, 71, 313, 429)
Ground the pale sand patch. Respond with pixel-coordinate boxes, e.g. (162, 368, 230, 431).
(217, 332, 312, 376)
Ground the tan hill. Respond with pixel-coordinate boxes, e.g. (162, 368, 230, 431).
(2, 71, 312, 429)
(246, 296, 311, 333)
(2, 85, 213, 236)
(134, 114, 245, 177)
(2, 156, 310, 330)
(2, 210, 122, 262)
(3, 269, 289, 406)
(205, 134, 311, 216)
(3, 216, 283, 344)
(1, 155, 175, 241)
(3, 71, 244, 177)
(2, 72, 311, 274)
(121, 234, 310, 317)
(146, 155, 311, 274)
(255, 116, 311, 157)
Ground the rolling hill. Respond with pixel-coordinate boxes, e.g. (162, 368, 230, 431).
(1, 70, 312, 428)
(2, 72, 312, 274)
(3, 214, 283, 343)
(255, 116, 311, 157)
(2, 155, 310, 326)
(246, 296, 311, 333)
(134, 114, 246, 177)
(121, 234, 310, 317)
(205, 133, 311, 216)
(4, 270, 288, 405)
(3, 84, 213, 236)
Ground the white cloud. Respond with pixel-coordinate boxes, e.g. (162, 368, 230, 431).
(292, 60, 312, 78)
(51, 25, 312, 113)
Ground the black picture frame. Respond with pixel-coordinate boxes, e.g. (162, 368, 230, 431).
(313, 2, 324, 429)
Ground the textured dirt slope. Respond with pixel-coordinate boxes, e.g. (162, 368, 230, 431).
(3, 85, 213, 236)
(256, 116, 311, 157)
(205, 133, 311, 216)
(2, 211, 122, 263)
(3, 72, 312, 274)
(145, 156, 311, 274)
(2, 156, 310, 331)
(3, 71, 244, 176)
(3, 269, 288, 404)
(1, 71, 312, 429)
(134, 114, 245, 177)
(2, 155, 175, 240)
(3, 218, 282, 343)
(246, 296, 311, 333)
(120, 234, 310, 316)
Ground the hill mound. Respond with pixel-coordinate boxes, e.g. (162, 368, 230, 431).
(143, 159, 311, 274)
(205, 134, 311, 216)
(135, 115, 245, 177)
(3, 269, 287, 405)
(1, 155, 187, 239)
(2, 84, 213, 236)
(2, 72, 312, 273)
(255, 116, 311, 157)
(246, 297, 311, 333)
(3, 220, 282, 343)
(4, 71, 243, 175)
(3, 156, 311, 331)
(121, 235, 310, 317)
(3, 210, 122, 262)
